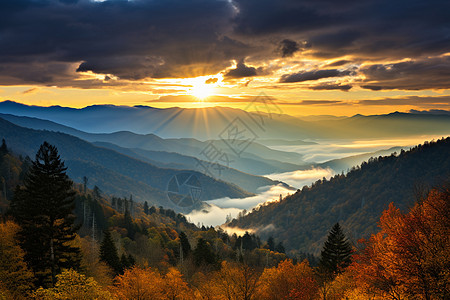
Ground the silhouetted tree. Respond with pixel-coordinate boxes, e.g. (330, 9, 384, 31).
(193, 238, 217, 267)
(267, 236, 275, 251)
(10, 142, 81, 287)
(0, 138, 8, 155)
(318, 223, 352, 278)
(143, 201, 149, 215)
(179, 231, 191, 258)
(275, 241, 285, 254)
(99, 230, 121, 274)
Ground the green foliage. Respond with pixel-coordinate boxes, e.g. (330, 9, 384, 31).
(100, 230, 122, 275)
(10, 142, 81, 287)
(179, 231, 191, 258)
(193, 238, 217, 267)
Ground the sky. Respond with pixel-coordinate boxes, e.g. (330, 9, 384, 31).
(0, 0, 449, 116)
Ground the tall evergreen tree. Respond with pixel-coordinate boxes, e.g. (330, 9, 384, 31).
(318, 223, 352, 278)
(267, 236, 275, 251)
(179, 231, 191, 258)
(99, 230, 121, 274)
(10, 142, 81, 287)
(143, 201, 149, 215)
(193, 238, 217, 267)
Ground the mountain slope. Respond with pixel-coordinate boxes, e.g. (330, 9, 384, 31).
(0, 117, 252, 210)
(0, 113, 303, 174)
(92, 141, 289, 193)
(229, 138, 450, 254)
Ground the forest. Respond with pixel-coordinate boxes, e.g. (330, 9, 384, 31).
(230, 137, 450, 254)
(0, 140, 449, 299)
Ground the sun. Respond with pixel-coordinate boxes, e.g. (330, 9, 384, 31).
(189, 77, 216, 100)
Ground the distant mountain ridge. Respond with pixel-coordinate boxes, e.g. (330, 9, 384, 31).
(229, 137, 450, 254)
(0, 117, 254, 211)
(1, 100, 449, 140)
(0, 113, 304, 174)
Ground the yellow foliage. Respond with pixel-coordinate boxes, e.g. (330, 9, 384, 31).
(0, 221, 34, 299)
(32, 269, 114, 300)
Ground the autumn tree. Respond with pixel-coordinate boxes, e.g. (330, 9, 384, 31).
(0, 221, 35, 298)
(257, 259, 318, 300)
(349, 187, 450, 299)
(10, 142, 81, 287)
(199, 261, 260, 300)
(32, 269, 113, 300)
(112, 266, 164, 299)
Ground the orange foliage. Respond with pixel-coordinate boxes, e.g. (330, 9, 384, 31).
(112, 265, 193, 300)
(348, 187, 450, 299)
(256, 259, 318, 300)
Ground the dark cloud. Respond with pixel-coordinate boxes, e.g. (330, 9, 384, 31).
(360, 56, 450, 90)
(0, 0, 448, 91)
(279, 69, 352, 83)
(310, 83, 352, 91)
(232, 0, 450, 59)
(224, 60, 258, 78)
(279, 39, 299, 57)
(0, 0, 248, 84)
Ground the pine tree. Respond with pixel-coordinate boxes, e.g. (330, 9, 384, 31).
(318, 223, 352, 278)
(0, 138, 8, 155)
(10, 142, 81, 287)
(179, 231, 191, 258)
(193, 238, 217, 267)
(143, 201, 149, 215)
(275, 241, 285, 254)
(99, 230, 121, 274)
(267, 236, 275, 251)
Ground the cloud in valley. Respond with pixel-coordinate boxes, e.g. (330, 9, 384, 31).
(266, 168, 335, 189)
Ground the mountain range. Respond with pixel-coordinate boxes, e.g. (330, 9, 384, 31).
(1, 100, 449, 140)
(0, 117, 264, 211)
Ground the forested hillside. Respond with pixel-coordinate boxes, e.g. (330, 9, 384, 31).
(229, 137, 450, 254)
(0, 117, 251, 209)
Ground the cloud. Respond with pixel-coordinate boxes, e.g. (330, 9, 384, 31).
(279, 69, 352, 83)
(22, 87, 38, 94)
(309, 83, 352, 91)
(205, 78, 218, 84)
(325, 60, 352, 67)
(0, 0, 448, 92)
(187, 184, 294, 227)
(360, 56, 450, 90)
(186, 205, 242, 227)
(224, 60, 258, 78)
(232, 0, 450, 59)
(206, 184, 293, 210)
(265, 168, 335, 189)
(278, 39, 300, 57)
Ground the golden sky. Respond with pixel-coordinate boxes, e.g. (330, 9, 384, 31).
(0, 0, 449, 116)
